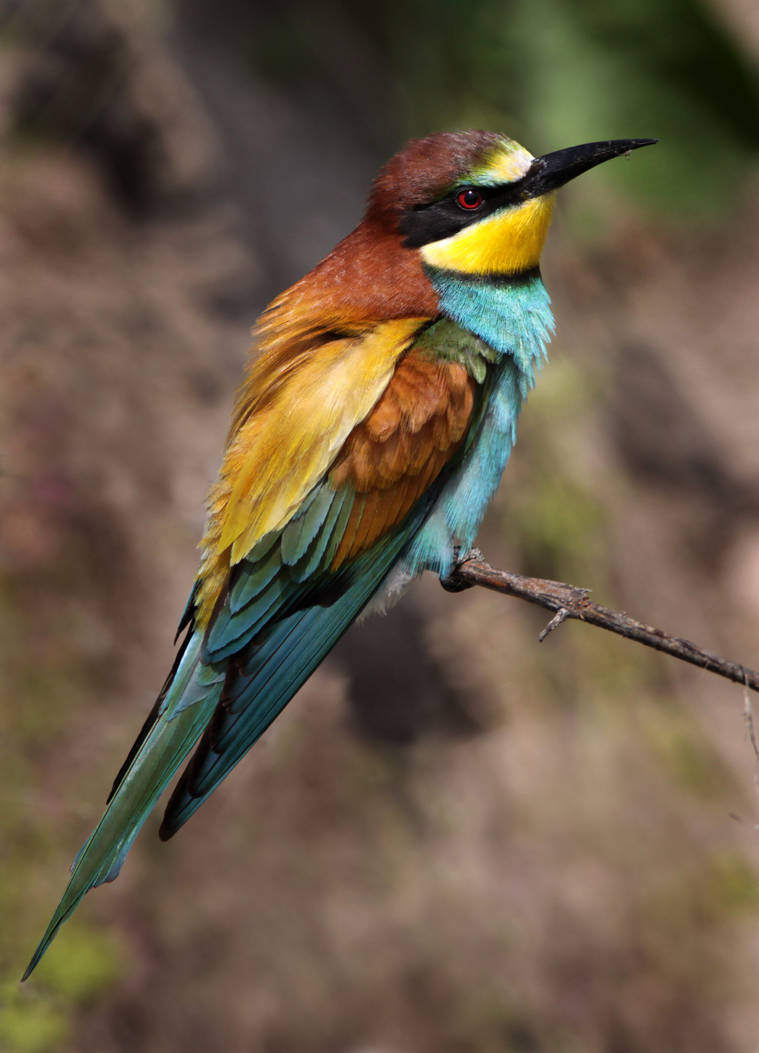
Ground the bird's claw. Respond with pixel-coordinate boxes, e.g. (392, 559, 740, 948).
(440, 547, 484, 592)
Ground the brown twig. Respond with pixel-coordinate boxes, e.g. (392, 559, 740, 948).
(442, 556, 759, 693)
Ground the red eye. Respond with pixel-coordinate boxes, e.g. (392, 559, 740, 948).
(456, 187, 483, 210)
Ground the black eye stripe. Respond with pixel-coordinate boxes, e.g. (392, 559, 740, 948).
(398, 168, 538, 249)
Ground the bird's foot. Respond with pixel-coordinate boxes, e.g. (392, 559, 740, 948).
(439, 547, 484, 592)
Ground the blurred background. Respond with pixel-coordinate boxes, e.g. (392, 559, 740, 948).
(2, 0, 759, 1050)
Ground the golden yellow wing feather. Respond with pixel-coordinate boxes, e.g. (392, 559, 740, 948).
(195, 316, 429, 626)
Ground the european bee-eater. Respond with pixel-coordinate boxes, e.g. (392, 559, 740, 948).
(24, 130, 655, 977)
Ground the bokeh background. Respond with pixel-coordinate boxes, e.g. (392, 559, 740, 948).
(2, 1, 759, 1050)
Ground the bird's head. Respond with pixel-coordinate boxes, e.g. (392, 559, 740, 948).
(368, 131, 656, 278)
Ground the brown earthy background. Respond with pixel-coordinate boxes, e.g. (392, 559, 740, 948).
(2, 1, 759, 1050)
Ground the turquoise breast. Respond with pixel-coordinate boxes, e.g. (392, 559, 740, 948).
(403, 268, 555, 578)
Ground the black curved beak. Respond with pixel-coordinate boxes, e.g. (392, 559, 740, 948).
(528, 138, 658, 195)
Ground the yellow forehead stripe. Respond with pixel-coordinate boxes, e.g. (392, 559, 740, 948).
(476, 142, 535, 184)
(420, 195, 555, 276)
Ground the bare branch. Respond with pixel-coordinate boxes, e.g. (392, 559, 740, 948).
(443, 556, 759, 693)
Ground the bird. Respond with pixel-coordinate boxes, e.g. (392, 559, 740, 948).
(24, 129, 655, 978)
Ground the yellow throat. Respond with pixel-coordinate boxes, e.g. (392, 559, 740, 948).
(420, 195, 554, 276)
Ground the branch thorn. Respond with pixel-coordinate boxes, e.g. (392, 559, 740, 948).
(538, 607, 570, 642)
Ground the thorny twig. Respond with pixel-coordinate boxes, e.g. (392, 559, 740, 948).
(442, 555, 759, 694)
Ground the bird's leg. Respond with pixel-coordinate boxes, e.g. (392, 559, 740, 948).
(439, 547, 485, 592)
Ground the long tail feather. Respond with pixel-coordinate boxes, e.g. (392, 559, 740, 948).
(159, 530, 424, 839)
(22, 634, 223, 980)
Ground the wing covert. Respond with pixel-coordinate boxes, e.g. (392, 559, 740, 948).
(196, 317, 429, 626)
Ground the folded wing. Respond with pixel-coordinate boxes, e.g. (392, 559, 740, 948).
(159, 349, 478, 836)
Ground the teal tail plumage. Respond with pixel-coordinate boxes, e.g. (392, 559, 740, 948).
(22, 634, 224, 980)
(21, 523, 412, 980)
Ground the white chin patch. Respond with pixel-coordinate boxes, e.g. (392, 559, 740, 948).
(358, 562, 416, 621)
